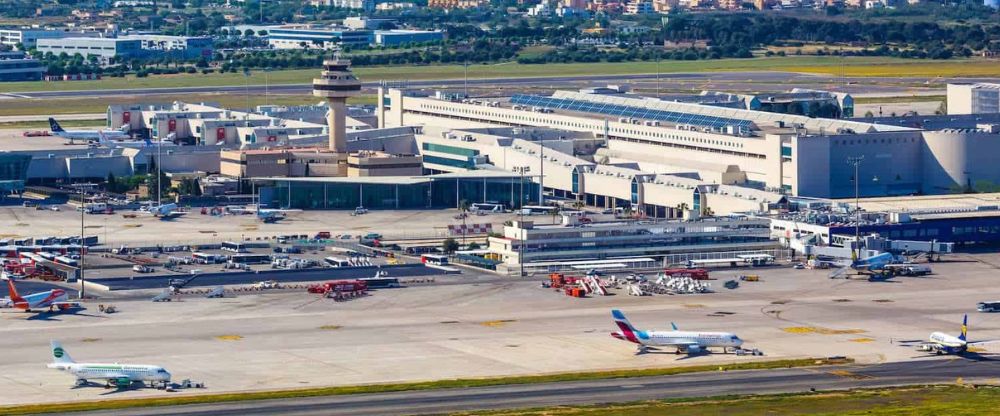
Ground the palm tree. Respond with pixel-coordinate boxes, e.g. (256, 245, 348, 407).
(458, 199, 470, 246)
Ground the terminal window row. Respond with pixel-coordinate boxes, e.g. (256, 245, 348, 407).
(832, 137, 918, 145)
(416, 102, 747, 150)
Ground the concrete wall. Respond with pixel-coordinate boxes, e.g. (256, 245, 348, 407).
(922, 130, 1000, 192)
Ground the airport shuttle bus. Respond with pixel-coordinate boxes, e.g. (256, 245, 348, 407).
(521, 205, 558, 215)
(471, 203, 505, 213)
(220, 241, 249, 253)
(192, 252, 224, 264)
(227, 253, 272, 265)
(324, 257, 351, 267)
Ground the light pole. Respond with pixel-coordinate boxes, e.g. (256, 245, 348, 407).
(78, 184, 85, 299)
(264, 67, 271, 107)
(655, 54, 660, 98)
(463, 61, 470, 98)
(243, 69, 252, 115)
(513, 166, 530, 278)
(534, 130, 544, 206)
(847, 156, 864, 259)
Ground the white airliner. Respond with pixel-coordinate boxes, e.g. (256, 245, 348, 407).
(4, 278, 80, 313)
(47, 341, 172, 388)
(147, 203, 180, 218)
(48, 118, 129, 143)
(97, 131, 178, 149)
(921, 315, 1000, 355)
(610, 309, 743, 355)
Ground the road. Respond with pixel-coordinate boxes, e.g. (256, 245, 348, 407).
(65, 359, 999, 416)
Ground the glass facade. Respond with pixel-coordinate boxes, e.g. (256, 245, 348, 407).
(261, 177, 538, 210)
(630, 178, 639, 205)
(0, 154, 31, 181)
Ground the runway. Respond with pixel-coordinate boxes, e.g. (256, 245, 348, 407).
(66, 359, 999, 416)
(13, 71, 967, 100)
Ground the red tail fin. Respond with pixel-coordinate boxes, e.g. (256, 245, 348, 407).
(6, 278, 24, 302)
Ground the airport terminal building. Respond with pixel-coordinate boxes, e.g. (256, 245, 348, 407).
(254, 170, 539, 210)
(380, 88, 1000, 202)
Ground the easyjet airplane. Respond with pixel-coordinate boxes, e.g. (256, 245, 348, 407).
(3, 278, 80, 313)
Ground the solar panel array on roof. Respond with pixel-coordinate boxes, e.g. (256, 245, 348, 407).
(510, 94, 755, 133)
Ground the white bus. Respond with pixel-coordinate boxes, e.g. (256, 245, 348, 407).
(471, 203, 505, 213)
(520, 205, 557, 215)
(192, 252, 224, 264)
(324, 257, 351, 267)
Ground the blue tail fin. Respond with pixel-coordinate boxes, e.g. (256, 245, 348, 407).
(48, 118, 63, 132)
(959, 314, 968, 341)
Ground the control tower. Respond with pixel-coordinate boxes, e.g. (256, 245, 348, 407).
(313, 58, 362, 152)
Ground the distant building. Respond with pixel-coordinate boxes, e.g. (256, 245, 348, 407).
(35, 37, 142, 64)
(376, 2, 417, 10)
(373, 30, 444, 46)
(343, 17, 396, 30)
(309, 0, 376, 11)
(0, 28, 99, 49)
(427, 0, 489, 8)
(948, 83, 1000, 115)
(267, 27, 372, 49)
(0, 51, 44, 82)
(119, 34, 213, 59)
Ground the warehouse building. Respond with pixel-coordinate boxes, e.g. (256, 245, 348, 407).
(36, 37, 142, 64)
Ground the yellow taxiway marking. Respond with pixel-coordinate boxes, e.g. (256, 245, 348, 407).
(480, 319, 517, 328)
(215, 335, 243, 341)
(783, 326, 866, 335)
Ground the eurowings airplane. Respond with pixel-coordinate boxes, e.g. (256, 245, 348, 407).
(48, 118, 129, 143)
(146, 203, 182, 219)
(610, 309, 743, 355)
(922, 315, 1000, 355)
(47, 340, 171, 388)
(4, 278, 80, 313)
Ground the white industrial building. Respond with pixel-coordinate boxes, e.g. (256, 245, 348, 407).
(947, 83, 1000, 115)
(380, 87, 1000, 209)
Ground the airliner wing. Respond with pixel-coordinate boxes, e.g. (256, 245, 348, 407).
(51, 301, 82, 309)
(969, 340, 1000, 347)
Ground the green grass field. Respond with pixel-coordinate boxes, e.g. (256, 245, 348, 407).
(454, 385, 1000, 416)
(0, 120, 104, 130)
(4, 56, 1000, 93)
(0, 358, 841, 415)
(852, 94, 946, 104)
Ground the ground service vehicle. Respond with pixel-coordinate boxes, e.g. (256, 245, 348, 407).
(978, 301, 1000, 313)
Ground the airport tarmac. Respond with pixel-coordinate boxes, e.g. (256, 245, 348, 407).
(2, 254, 1000, 406)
